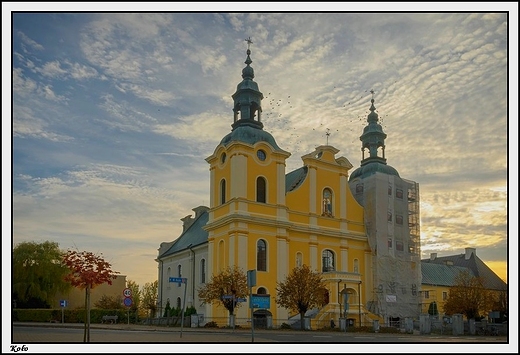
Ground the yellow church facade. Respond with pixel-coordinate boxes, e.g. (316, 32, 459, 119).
(156, 43, 392, 328)
(200, 44, 373, 327)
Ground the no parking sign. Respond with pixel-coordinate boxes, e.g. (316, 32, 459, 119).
(123, 288, 132, 307)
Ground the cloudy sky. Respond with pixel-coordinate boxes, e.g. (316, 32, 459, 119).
(6, 4, 516, 298)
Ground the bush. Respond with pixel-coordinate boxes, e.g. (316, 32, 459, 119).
(185, 306, 197, 316)
(280, 323, 291, 329)
(204, 321, 218, 328)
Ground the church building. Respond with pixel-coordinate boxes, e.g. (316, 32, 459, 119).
(155, 42, 421, 328)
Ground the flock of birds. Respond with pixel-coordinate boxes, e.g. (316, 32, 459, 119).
(261, 89, 390, 152)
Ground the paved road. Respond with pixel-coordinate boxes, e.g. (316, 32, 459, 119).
(9, 322, 513, 353)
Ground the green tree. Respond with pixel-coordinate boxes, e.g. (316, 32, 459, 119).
(443, 269, 494, 320)
(94, 294, 125, 309)
(163, 299, 172, 317)
(12, 241, 71, 308)
(276, 265, 327, 330)
(428, 301, 439, 316)
(141, 280, 158, 319)
(198, 265, 247, 324)
(127, 280, 141, 319)
(62, 250, 119, 342)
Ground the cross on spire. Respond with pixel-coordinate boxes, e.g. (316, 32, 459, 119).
(245, 37, 253, 50)
(326, 128, 331, 145)
(370, 89, 375, 99)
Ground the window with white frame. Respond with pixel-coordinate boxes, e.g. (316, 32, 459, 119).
(322, 249, 335, 272)
(296, 252, 303, 268)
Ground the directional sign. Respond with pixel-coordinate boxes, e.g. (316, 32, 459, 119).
(123, 288, 132, 298)
(123, 297, 133, 307)
(59, 300, 67, 307)
(236, 298, 247, 303)
(222, 295, 233, 300)
(169, 277, 187, 283)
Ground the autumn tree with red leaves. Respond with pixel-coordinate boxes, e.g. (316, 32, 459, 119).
(63, 250, 119, 342)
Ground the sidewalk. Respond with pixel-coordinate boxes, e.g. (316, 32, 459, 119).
(13, 321, 237, 333)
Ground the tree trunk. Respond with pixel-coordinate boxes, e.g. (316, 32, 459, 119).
(83, 288, 88, 342)
(86, 285, 91, 342)
(300, 311, 305, 330)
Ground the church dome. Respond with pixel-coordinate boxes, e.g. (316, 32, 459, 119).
(349, 160, 400, 181)
(219, 125, 282, 151)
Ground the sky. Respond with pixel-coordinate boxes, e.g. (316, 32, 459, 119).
(6, 4, 517, 298)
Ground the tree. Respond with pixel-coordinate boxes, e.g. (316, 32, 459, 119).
(62, 250, 119, 342)
(276, 265, 327, 330)
(163, 299, 172, 317)
(443, 269, 494, 320)
(94, 294, 125, 309)
(428, 301, 439, 316)
(198, 265, 248, 324)
(127, 280, 141, 319)
(141, 280, 158, 319)
(491, 289, 508, 323)
(13, 241, 71, 308)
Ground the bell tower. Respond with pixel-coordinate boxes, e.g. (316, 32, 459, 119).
(205, 38, 290, 279)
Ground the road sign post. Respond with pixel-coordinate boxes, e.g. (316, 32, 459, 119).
(59, 300, 67, 323)
(123, 288, 133, 325)
(247, 270, 256, 343)
(169, 277, 187, 338)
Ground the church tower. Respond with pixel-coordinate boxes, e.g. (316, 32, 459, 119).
(204, 39, 291, 321)
(349, 92, 422, 324)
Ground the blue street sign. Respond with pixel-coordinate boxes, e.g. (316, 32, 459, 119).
(222, 295, 233, 299)
(169, 277, 187, 283)
(59, 300, 67, 307)
(123, 297, 133, 307)
(236, 298, 247, 302)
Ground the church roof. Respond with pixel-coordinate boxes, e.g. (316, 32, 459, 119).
(285, 166, 308, 192)
(158, 208, 209, 258)
(421, 263, 474, 287)
(219, 125, 283, 151)
(349, 160, 400, 180)
(421, 252, 507, 291)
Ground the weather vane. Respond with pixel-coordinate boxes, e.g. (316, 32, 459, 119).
(245, 37, 253, 50)
(326, 128, 330, 145)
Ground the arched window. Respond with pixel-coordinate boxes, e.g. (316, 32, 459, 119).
(296, 252, 303, 268)
(200, 259, 206, 284)
(322, 188, 333, 216)
(177, 265, 182, 287)
(256, 176, 266, 203)
(176, 297, 181, 309)
(353, 259, 359, 273)
(220, 179, 226, 205)
(257, 239, 267, 271)
(257, 287, 267, 295)
(167, 267, 171, 289)
(322, 249, 335, 272)
(218, 240, 225, 270)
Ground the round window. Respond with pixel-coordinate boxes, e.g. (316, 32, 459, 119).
(257, 150, 266, 161)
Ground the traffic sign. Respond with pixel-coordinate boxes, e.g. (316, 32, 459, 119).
(123, 288, 132, 297)
(123, 297, 133, 307)
(169, 277, 187, 283)
(236, 298, 247, 302)
(59, 300, 67, 307)
(222, 295, 233, 300)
